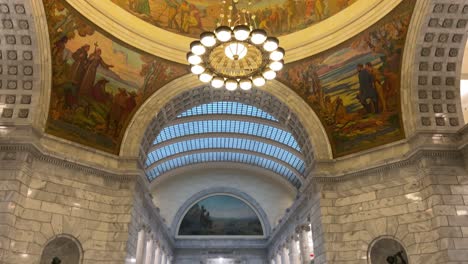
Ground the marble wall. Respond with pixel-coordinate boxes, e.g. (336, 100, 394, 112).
(315, 153, 468, 263)
(0, 146, 173, 264)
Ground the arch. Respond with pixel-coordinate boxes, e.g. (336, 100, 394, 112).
(148, 162, 297, 194)
(139, 85, 313, 187)
(367, 236, 409, 264)
(121, 74, 331, 163)
(146, 149, 304, 182)
(40, 234, 83, 264)
(171, 187, 271, 238)
(404, 0, 468, 136)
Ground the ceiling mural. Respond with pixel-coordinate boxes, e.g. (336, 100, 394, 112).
(178, 195, 263, 236)
(110, 0, 357, 38)
(43, 0, 188, 154)
(277, 0, 415, 157)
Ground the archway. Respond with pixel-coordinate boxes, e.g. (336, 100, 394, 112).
(40, 235, 83, 264)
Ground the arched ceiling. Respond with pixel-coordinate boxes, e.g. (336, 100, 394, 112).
(143, 87, 313, 189)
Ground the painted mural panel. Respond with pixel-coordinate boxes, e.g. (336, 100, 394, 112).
(110, 0, 357, 38)
(278, 0, 414, 157)
(44, 0, 188, 154)
(178, 195, 263, 236)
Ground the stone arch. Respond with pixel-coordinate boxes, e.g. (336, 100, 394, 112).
(171, 187, 272, 238)
(40, 234, 83, 264)
(121, 74, 332, 166)
(0, 0, 44, 127)
(367, 236, 409, 264)
(404, 0, 468, 135)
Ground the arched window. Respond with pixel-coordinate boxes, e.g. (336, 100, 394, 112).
(40, 235, 82, 264)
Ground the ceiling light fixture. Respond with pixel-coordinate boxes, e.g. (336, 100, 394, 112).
(187, 0, 284, 91)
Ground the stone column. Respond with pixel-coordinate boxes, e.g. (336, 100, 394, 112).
(288, 235, 301, 264)
(153, 244, 161, 264)
(136, 228, 147, 264)
(281, 244, 290, 264)
(298, 225, 312, 264)
(275, 251, 282, 264)
(160, 251, 166, 264)
(144, 238, 154, 264)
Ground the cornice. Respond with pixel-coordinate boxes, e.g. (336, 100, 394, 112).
(0, 142, 140, 182)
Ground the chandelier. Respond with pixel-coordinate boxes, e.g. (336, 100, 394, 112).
(187, 0, 284, 91)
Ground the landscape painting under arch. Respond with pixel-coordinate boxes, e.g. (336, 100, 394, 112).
(178, 195, 264, 236)
(43, 0, 187, 154)
(278, 0, 415, 156)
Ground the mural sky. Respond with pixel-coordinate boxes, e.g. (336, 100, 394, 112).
(43, 0, 188, 154)
(278, 0, 415, 156)
(110, 0, 358, 38)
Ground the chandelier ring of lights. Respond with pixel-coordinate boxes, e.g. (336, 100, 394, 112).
(187, 0, 285, 91)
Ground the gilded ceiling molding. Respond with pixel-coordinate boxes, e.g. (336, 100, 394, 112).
(65, 0, 401, 64)
(120, 75, 332, 161)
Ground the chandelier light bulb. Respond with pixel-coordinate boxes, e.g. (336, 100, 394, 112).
(190, 41, 206, 55)
(252, 75, 266, 87)
(269, 60, 284, 71)
(187, 52, 202, 65)
(215, 26, 232, 42)
(199, 71, 214, 83)
(191, 64, 205, 75)
(233, 25, 250, 41)
(262, 69, 276, 80)
(239, 79, 253, 90)
(225, 79, 238, 91)
(250, 29, 267, 45)
(211, 77, 225, 88)
(263, 37, 279, 52)
(270, 47, 285, 61)
(200, 32, 217, 47)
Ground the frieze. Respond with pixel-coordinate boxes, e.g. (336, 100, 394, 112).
(0, 143, 140, 182)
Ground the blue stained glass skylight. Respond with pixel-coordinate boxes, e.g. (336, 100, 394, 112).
(146, 151, 302, 188)
(153, 120, 300, 151)
(145, 101, 307, 188)
(178, 101, 278, 121)
(147, 137, 305, 173)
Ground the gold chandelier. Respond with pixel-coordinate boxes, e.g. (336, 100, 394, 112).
(187, 0, 284, 91)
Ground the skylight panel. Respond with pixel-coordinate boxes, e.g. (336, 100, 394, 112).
(145, 151, 301, 188)
(177, 101, 278, 121)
